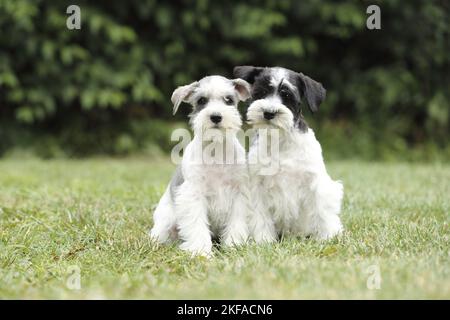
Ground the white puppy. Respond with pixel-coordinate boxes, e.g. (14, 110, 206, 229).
(234, 66, 344, 242)
(150, 75, 251, 257)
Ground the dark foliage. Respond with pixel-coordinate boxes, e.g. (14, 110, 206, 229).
(0, 0, 448, 159)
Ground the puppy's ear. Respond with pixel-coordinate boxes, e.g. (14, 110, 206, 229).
(232, 78, 251, 101)
(297, 73, 326, 113)
(233, 66, 264, 84)
(171, 81, 199, 115)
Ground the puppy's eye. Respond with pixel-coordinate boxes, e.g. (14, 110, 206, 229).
(224, 96, 235, 105)
(280, 89, 292, 99)
(197, 97, 208, 105)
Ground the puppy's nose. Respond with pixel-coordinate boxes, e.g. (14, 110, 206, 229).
(210, 114, 222, 124)
(263, 111, 276, 120)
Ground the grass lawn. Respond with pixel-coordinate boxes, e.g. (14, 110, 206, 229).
(0, 158, 448, 299)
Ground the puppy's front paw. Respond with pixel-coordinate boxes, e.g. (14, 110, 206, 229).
(149, 227, 165, 244)
(314, 223, 343, 241)
(253, 231, 277, 244)
(180, 241, 213, 258)
(222, 232, 248, 247)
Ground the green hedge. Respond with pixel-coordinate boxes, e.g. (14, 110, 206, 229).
(0, 0, 449, 159)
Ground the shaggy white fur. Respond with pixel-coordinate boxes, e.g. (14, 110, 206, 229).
(150, 76, 251, 257)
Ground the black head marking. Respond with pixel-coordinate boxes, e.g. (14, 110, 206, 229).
(233, 66, 265, 84)
(251, 75, 275, 100)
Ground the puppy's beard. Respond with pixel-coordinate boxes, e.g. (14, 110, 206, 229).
(201, 128, 226, 143)
(247, 101, 294, 132)
(191, 127, 240, 166)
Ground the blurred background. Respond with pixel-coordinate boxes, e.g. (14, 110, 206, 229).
(0, 0, 448, 161)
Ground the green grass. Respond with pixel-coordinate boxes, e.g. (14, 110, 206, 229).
(0, 158, 448, 299)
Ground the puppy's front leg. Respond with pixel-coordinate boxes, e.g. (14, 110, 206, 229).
(250, 205, 277, 243)
(222, 191, 249, 247)
(306, 175, 344, 240)
(249, 185, 277, 243)
(175, 182, 212, 257)
(150, 188, 177, 243)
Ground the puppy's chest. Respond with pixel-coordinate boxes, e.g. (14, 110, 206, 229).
(257, 161, 313, 207)
(197, 165, 246, 192)
(200, 166, 244, 232)
(197, 166, 246, 222)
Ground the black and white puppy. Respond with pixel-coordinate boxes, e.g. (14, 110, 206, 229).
(234, 66, 343, 242)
